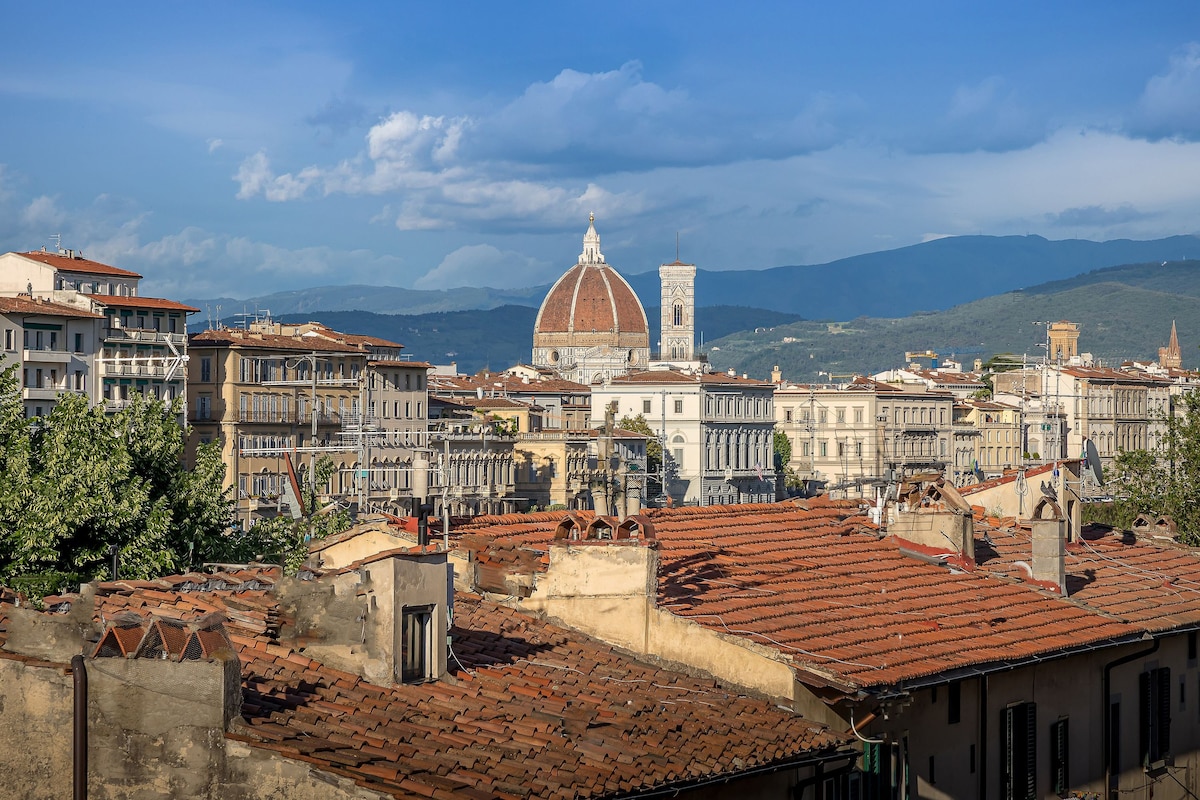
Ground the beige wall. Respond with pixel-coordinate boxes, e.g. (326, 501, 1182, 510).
(0, 656, 393, 800)
(859, 633, 1200, 800)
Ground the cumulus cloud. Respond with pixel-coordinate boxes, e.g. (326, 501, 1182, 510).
(231, 61, 850, 234)
(1131, 43, 1200, 140)
(234, 151, 321, 201)
(414, 244, 552, 290)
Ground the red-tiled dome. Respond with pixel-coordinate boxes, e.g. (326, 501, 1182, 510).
(534, 216, 648, 336)
(534, 262, 648, 335)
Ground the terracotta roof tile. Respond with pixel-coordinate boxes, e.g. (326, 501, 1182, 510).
(91, 295, 199, 312)
(18, 250, 142, 278)
(460, 500, 1143, 690)
(1, 568, 846, 798)
(0, 296, 103, 319)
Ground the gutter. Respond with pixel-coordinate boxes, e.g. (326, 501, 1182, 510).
(623, 748, 858, 799)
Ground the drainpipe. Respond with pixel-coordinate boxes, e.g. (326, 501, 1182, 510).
(71, 654, 87, 800)
(1103, 637, 1159, 798)
(978, 674, 987, 800)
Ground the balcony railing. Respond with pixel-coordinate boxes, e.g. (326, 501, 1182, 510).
(238, 411, 295, 424)
(104, 328, 186, 346)
(102, 362, 172, 379)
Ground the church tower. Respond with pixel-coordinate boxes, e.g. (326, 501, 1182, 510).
(1159, 321, 1183, 369)
(658, 258, 696, 361)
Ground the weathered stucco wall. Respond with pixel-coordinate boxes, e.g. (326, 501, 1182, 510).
(0, 656, 393, 800)
(509, 542, 824, 717)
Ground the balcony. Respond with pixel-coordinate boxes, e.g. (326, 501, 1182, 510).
(102, 362, 171, 379)
(104, 328, 186, 347)
(23, 387, 62, 401)
(22, 348, 73, 364)
(238, 411, 295, 424)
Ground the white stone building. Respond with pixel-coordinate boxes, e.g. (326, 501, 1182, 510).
(590, 369, 776, 506)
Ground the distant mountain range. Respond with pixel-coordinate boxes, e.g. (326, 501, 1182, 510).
(186, 234, 1200, 321)
(200, 306, 805, 375)
(705, 259, 1200, 382)
(186, 235, 1200, 381)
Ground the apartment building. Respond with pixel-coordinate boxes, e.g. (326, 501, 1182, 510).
(0, 296, 102, 417)
(590, 368, 776, 506)
(774, 375, 957, 495)
(187, 319, 436, 524)
(0, 248, 196, 416)
(994, 363, 1173, 477)
(431, 370, 591, 429)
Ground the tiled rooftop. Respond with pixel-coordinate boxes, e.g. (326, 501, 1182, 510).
(0, 570, 846, 799)
(458, 500, 1148, 690)
(18, 250, 143, 278)
(978, 522, 1200, 632)
(0, 295, 103, 318)
(91, 295, 200, 312)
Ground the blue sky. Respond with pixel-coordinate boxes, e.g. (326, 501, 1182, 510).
(4, 2, 1200, 301)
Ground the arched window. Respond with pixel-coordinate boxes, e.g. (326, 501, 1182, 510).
(673, 304, 683, 327)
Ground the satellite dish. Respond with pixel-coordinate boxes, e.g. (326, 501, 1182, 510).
(1083, 439, 1104, 485)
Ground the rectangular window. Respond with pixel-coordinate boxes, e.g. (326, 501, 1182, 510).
(836, 407, 845, 423)
(784, 409, 793, 422)
(1141, 667, 1172, 765)
(949, 681, 962, 724)
(819, 440, 828, 457)
(1049, 718, 1069, 795)
(1001, 701, 1036, 800)
(643, 399, 651, 414)
(674, 399, 683, 414)
(200, 357, 212, 383)
(401, 606, 434, 683)
(3, 329, 12, 351)
(73, 332, 83, 352)
(854, 407, 864, 423)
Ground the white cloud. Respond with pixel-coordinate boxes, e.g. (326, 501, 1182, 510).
(1132, 42, 1200, 140)
(414, 244, 551, 290)
(207, 138, 224, 153)
(234, 151, 320, 201)
(20, 195, 65, 229)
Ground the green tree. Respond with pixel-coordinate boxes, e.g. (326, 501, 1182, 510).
(0, 360, 234, 593)
(1111, 389, 1200, 543)
(229, 455, 352, 574)
(617, 414, 662, 476)
(772, 430, 793, 469)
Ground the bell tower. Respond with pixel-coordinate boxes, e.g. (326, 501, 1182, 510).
(659, 257, 696, 361)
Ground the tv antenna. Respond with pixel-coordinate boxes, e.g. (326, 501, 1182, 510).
(49, 233, 62, 253)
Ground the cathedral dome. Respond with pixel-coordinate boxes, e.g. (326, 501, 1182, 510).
(534, 216, 648, 338)
(532, 215, 650, 382)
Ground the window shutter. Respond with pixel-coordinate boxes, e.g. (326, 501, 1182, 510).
(1022, 704, 1037, 800)
(1141, 670, 1152, 764)
(1158, 667, 1172, 758)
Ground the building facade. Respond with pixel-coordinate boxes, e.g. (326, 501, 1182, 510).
(774, 376, 957, 495)
(0, 249, 196, 417)
(591, 369, 776, 505)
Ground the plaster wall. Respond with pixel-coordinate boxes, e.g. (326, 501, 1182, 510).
(0, 253, 55, 293)
(311, 530, 409, 571)
(862, 634, 1200, 800)
(512, 543, 810, 713)
(0, 657, 391, 800)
